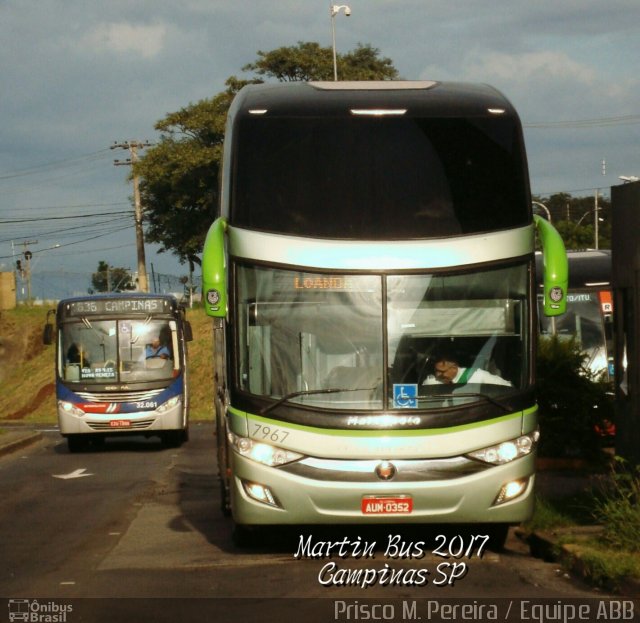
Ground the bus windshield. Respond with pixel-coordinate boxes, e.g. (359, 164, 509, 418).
(236, 262, 528, 411)
(60, 318, 178, 384)
(232, 116, 529, 239)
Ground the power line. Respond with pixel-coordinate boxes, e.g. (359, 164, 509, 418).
(0, 215, 133, 244)
(0, 225, 134, 260)
(524, 114, 640, 129)
(0, 201, 129, 214)
(0, 210, 133, 224)
(0, 149, 113, 180)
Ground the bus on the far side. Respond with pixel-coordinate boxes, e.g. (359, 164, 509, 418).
(537, 249, 612, 380)
(44, 293, 192, 452)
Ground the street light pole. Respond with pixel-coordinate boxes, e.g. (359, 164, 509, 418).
(330, 4, 351, 81)
(594, 189, 599, 250)
(532, 201, 551, 223)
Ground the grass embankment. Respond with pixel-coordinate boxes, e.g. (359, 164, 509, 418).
(0, 304, 215, 424)
(524, 467, 640, 592)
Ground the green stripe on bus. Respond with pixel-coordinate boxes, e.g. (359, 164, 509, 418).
(227, 405, 537, 437)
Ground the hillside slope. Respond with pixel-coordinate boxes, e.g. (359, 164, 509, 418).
(0, 305, 214, 424)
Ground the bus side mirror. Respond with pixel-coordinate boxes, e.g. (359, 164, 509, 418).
(43, 309, 56, 345)
(202, 217, 228, 318)
(43, 323, 53, 345)
(534, 215, 568, 317)
(184, 320, 193, 342)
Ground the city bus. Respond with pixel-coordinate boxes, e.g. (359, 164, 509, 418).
(536, 249, 612, 380)
(43, 293, 192, 452)
(202, 81, 568, 545)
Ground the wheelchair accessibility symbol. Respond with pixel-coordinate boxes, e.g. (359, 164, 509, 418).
(393, 384, 418, 408)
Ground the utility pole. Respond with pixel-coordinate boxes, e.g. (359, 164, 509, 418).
(112, 140, 152, 293)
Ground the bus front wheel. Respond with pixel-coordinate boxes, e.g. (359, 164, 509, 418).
(67, 435, 88, 453)
(162, 430, 187, 448)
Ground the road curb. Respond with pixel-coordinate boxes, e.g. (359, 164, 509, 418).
(0, 431, 43, 457)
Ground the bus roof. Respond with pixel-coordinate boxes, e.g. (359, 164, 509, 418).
(230, 81, 520, 120)
(57, 292, 178, 305)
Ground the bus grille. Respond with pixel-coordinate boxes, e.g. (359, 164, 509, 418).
(87, 419, 156, 431)
(76, 389, 165, 403)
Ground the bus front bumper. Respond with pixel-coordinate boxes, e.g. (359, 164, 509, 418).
(57, 398, 186, 435)
(229, 451, 536, 526)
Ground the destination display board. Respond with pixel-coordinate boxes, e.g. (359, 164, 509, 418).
(63, 297, 171, 317)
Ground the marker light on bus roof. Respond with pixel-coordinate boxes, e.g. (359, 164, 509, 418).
(350, 109, 407, 116)
(488, 108, 506, 114)
(249, 109, 268, 115)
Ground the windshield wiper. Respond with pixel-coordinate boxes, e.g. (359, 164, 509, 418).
(429, 391, 512, 413)
(261, 386, 378, 416)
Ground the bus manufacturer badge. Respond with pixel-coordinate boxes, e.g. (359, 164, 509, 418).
(207, 289, 221, 305)
(375, 461, 396, 481)
(549, 286, 564, 302)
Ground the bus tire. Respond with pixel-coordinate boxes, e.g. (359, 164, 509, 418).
(219, 477, 231, 516)
(67, 435, 88, 453)
(232, 523, 260, 548)
(162, 430, 186, 448)
(485, 523, 510, 551)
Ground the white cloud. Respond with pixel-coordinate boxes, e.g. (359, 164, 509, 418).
(81, 22, 167, 59)
(463, 50, 596, 87)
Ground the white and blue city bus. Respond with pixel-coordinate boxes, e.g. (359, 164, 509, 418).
(44, 293, 192, 452)
(202, 81, 568, 545)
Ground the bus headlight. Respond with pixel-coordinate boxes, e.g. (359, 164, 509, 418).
(466, 429, 539, 465)
(156, 396, 181, 414)
(228, 432, 304, 467)
(58, 400, 85, 417)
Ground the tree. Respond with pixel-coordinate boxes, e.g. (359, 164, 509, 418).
(91, 261, 135, 293)
(533, 193, 611, 250)
(135, 43, 399, 264)
(242, 42, 398, 82)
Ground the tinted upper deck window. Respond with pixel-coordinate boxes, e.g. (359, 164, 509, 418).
(231, 116, 529, 239)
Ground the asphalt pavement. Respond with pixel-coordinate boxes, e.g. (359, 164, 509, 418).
(1, 425, 637, 596)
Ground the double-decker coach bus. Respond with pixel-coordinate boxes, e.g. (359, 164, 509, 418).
(43, 293, 192, 452)
(202, 81, 567, 545)
(536, 249, 613, 380)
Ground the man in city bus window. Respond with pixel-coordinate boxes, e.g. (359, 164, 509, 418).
(145, 336, 170, 360)
(423, 351, 511, 387)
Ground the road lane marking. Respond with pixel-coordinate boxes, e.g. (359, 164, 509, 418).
(53, 468, 94, 479)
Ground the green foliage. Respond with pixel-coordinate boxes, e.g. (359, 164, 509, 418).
(533, 193, 611, 250)
(90, 261, 135, 293)
(536, 335, 614, 459)
(242, 41, 398, 82)
(136, 43, 399, 263)
(135, 79, 254, 266)
(592, 458, 640, 552)
(576, 549, 639, 591)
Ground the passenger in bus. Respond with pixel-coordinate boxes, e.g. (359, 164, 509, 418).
(145, 336, 171, 360)
(67, 342, 91, 368)
(423, 351, 511, 387)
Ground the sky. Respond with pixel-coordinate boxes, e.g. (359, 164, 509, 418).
(1, 0, 639, 298)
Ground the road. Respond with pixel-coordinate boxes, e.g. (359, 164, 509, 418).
(0, 422, 625, 623)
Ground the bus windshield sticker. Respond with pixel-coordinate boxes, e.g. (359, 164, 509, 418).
(393, 384, 418, 409)
(80, 367, 117, 380)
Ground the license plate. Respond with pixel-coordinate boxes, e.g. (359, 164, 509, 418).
(109, 420, 131, 428)
(361, 496, 413, 515)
